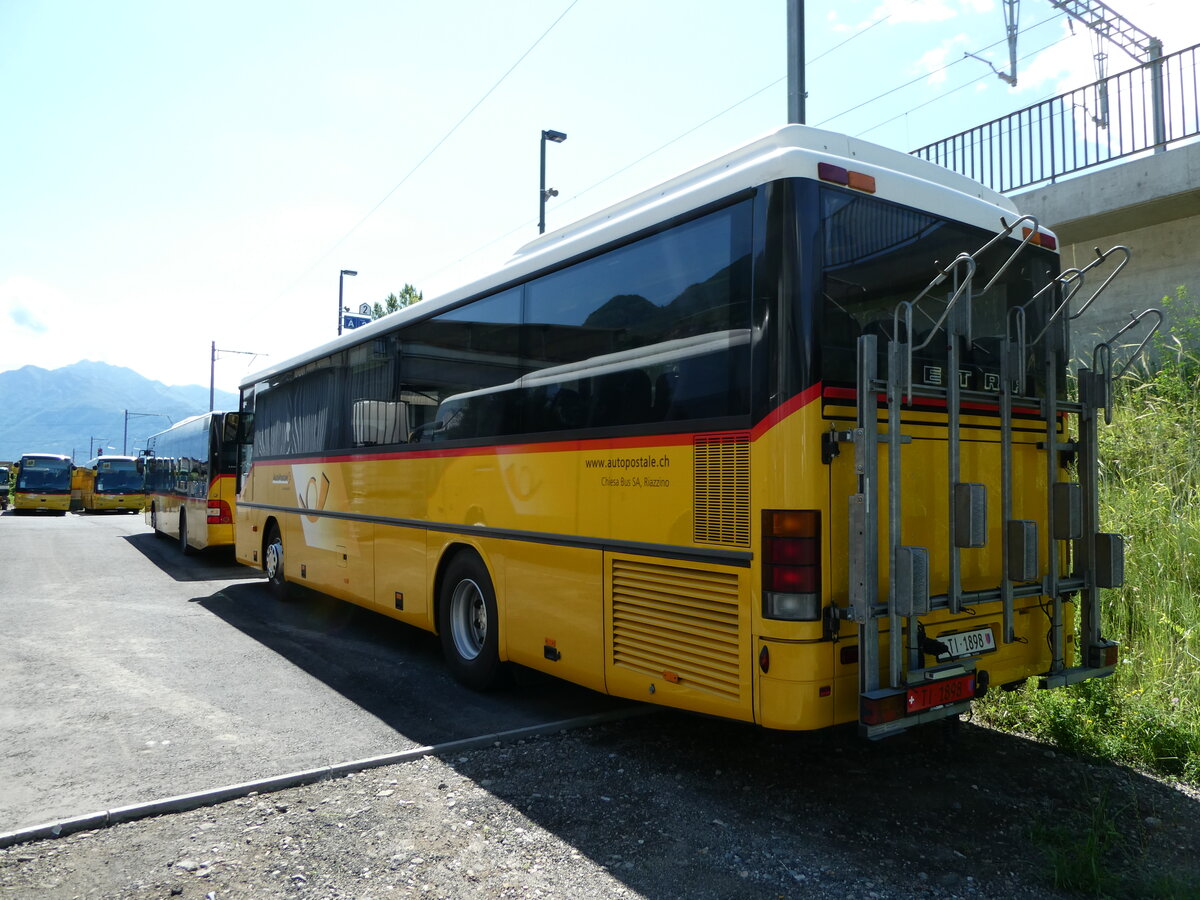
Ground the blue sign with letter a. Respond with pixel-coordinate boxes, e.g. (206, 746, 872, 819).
(342, 314, 372, 330)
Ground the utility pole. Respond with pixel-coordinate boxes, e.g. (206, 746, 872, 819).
(787, 0, 805, 124)
(1046, 0, 1165, 150)
(210, 341, 263, 411)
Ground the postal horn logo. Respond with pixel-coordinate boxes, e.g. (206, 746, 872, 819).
(298, 473, 331, 523)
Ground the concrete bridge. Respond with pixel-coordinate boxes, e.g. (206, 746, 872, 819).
(1015, 141, 1200, 363)
(912, 41, 1200, 364)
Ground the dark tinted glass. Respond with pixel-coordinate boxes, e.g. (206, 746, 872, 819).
(510, 201, 753, 436)
(818, 187, 1060, 394)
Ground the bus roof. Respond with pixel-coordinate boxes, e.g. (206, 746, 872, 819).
(145, 412, 222, 443)
(18, 453, 71, 462)
(242, 123, 1030, 391)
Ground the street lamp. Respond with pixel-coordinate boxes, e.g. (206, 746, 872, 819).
(539, 129, 567, 234)
(338, 269, 358, 336)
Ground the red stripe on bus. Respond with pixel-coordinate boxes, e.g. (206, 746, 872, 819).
(822, 385, 1044, 417)
(750, 383, 823, 441)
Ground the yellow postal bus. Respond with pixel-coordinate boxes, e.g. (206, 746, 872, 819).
(234, 125, 1147, 738)
(77, 455, 146, 513)
(144, 413, 239, 554)
(12, 453, 73, 515)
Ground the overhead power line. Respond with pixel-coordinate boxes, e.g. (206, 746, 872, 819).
(270, 0, 581, 304)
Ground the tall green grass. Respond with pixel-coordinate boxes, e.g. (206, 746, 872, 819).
(976, 299, 1200, 784)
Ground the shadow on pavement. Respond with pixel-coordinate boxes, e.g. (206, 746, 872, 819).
(191, 579, 628, 748)
(122, 532, 258, 583)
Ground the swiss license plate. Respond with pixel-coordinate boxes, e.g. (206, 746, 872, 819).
(907, 673, 976, 714)
(935, 626, 996, 661)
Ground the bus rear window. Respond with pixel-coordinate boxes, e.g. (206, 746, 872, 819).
(817, 188, 1060, 396)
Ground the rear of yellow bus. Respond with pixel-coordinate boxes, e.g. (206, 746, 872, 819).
(751, 174, 1122, 737)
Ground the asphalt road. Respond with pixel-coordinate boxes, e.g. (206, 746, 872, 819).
(0, 510, 622, 834)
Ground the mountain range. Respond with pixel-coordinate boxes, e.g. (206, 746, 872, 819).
(0, 361, 240, 463)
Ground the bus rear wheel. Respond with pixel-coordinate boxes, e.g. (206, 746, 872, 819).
(438, 552, 505, 691)
(264, 524, 290, 600)
(178, 512, 193, 556)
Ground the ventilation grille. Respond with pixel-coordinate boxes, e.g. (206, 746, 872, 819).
(611, 559, 742, 701)
(693, 431, 750, 546)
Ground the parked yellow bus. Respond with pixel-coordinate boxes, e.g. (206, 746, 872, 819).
(234, 125, 1147, 738)
(144, 413, 239, 554)
(77, 454, 146, 513)
(12, 453, 73, 515)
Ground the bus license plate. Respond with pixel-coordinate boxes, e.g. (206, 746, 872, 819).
(935, 626, 996, 661)
(907, 673, 976, 714)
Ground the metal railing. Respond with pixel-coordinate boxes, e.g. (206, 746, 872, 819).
(912, 43, 1200, 193)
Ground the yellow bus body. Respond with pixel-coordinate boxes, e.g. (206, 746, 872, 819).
(12, 454, 73, 514)
(237, 390, 1077, 731)
(235, 126, 1125, 736)
(78, 456, 146, 513)
(13, 491, 72, 513)
(149, 474, 236, 550)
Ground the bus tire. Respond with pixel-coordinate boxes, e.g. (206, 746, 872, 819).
(264, 523, 290, 601)
(438, 552, 505, 691)
(178, 512, 193, 556)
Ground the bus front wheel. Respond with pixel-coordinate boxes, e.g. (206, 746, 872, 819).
(438, 552, 504, 691)
(264, 524, 290, 601)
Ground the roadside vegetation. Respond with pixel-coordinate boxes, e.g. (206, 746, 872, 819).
(973, 291, 1200, 898)
(977, 290, 1200, 786)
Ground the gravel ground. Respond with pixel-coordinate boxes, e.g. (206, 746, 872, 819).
(2, 711, 1198, 900)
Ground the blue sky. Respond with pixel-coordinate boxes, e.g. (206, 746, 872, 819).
(2, 0, 1194, 394)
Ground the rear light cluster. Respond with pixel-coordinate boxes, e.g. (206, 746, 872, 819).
(208, 500, 232, 525)
(762, 510, 821, 621)
(818, 161, 876, 194)
(1021, 226, 1058, 251)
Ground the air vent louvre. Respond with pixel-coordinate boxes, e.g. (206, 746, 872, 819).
(611, 559, 742, 700)
(693, 431, 750, 546)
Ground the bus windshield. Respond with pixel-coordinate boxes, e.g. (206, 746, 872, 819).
(95, 464, 143, 492)
(16, 458, 71, 491)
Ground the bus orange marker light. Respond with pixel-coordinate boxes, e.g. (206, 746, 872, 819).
(663, 671, 680, 684)
(847, 171, 876, 193)
(1021, 227, 1058, 251)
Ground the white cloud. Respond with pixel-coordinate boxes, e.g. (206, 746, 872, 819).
(917, 33, 973, 85)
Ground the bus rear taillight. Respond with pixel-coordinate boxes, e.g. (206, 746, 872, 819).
(762, 510, 821, 621)
(208, 500, 232, 525)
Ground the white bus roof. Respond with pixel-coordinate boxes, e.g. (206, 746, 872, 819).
(243, 124, 1029, 390)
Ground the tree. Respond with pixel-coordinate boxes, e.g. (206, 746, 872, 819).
(371, 283, 423, 320)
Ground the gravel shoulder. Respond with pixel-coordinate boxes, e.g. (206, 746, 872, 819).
(3, 711, 1199, 900)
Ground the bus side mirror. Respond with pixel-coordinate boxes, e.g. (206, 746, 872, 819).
(136, 458, 144, 475)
